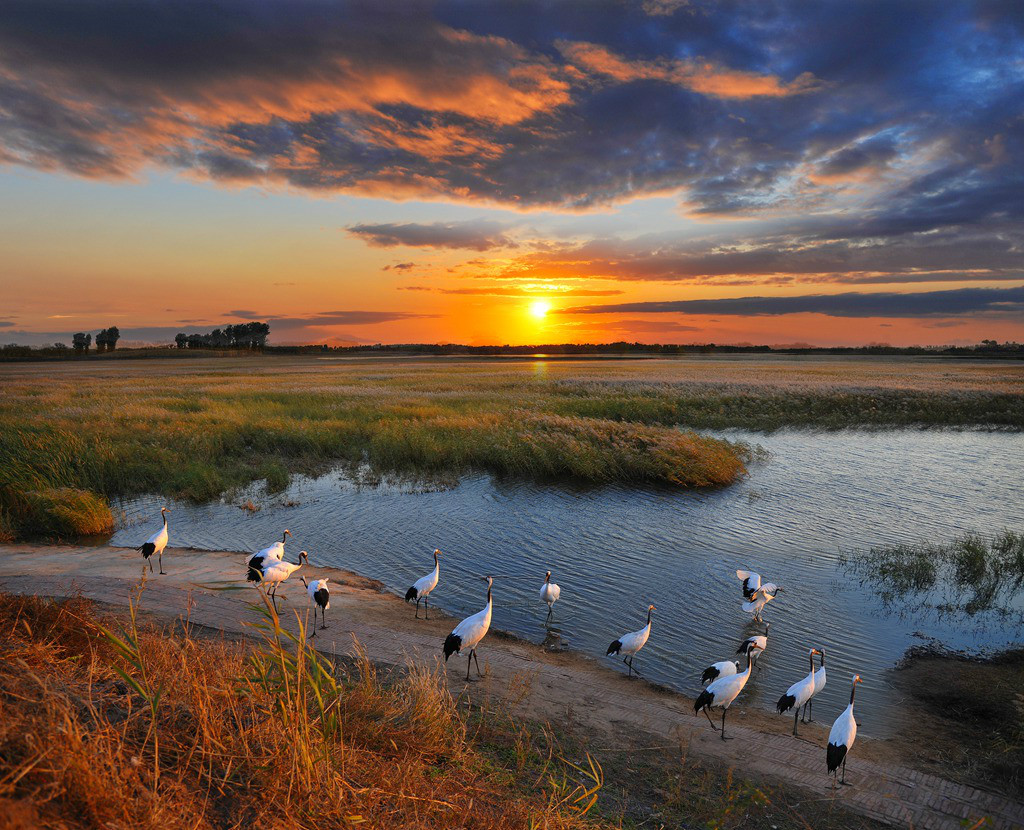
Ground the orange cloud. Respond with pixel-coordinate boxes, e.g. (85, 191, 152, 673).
(558, 41, 822, 99)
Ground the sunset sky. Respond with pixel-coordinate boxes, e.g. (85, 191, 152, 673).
(1, 0, 1022, 347)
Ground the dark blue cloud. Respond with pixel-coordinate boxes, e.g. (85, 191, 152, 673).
(0, 0, 1020, 257)
(564, 285, 1024, 318)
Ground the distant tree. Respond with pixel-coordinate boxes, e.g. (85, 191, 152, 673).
(53, 342, 68, 351)
(72, 332, 90, 354)
(170, 322, 269, 350)
(96, 327, 121, 353)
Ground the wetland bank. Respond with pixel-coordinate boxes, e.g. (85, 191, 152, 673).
(1, 352, 1021, 540)
(1, 353, 1023, 821)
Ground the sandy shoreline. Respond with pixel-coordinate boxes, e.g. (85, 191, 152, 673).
(1, 543, 1021, 829)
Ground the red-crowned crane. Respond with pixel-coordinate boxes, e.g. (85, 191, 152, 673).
(694, 650, 753, 740)
(260, 550, 309, 611)
(827, 675, 863, 786)
(736, 622, 770, 669)
(700, 659, 739, 686)
(136, 507, 170, 574)
(247, 529, 291, 583)
(405, 548, 442, 619)
(539, 570, 561, 619)
(301, 575, 330, 635)
(606, 604, 654, 679)
(443, 576, 493, 681)
(806, 647, 827, 722)
(742, 583, 781, 622)
(776, 648, 821, 736)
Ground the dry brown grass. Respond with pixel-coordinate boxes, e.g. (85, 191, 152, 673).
(0, 592, 606, 830)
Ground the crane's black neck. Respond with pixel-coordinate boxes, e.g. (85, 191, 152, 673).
(487, 583, 492, 604)
(545, 572, 551, 583)
(808, 652, 816, 674)
(849, 683, 858, 705)
(433, 551, 439, 567)
(820, 651, 826, 667)
(281, 531, 288, 544)
(646, 607, 653, 625)
(162, 514, 167, 526)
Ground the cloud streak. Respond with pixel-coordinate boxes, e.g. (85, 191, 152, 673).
(564, 285, 1024, 319)
(348, 221, 516, 251)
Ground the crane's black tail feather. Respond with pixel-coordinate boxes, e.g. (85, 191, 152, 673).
(826, 742, 847, 774)
(776, 693, 796, 714)
(138, 542, 156, 559)
(694, 688, 714, 714)
(606, 639, 622, 656)
(405, 586, 418, 602)
(443, 633, 461, 661)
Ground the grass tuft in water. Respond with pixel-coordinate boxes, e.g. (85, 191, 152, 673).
(841, 530, 1024, 618)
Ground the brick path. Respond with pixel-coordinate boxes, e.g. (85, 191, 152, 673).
(1, 544, 1021, 830)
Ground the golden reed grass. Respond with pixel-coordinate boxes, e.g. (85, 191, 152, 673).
(0, 590, 606, 830)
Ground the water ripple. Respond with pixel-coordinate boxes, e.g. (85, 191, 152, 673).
(110, 429, 1024, 737)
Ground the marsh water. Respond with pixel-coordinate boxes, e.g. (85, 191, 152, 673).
(111, 428, 1024, 737)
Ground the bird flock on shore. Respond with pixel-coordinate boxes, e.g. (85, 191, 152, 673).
(135, 507, 862, 787)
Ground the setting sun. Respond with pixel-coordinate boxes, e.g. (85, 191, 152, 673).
(529, 300, 552, 319)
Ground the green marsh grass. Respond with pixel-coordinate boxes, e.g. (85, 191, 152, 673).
(1, 354, 1020, 540)
(841, 530, 1024, 618)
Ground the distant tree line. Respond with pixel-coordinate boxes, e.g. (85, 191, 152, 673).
(1, 335, 1022, 362)
(174, 322, 270, 350)
(271, 340, 1024, 358)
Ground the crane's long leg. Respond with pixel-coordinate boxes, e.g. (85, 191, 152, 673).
(721, 708, 732, 741)
(159, 551, 165, 575)
(465, 651, 473, 681)
(793, 710, 800, 736)
(472, 649, 483, 677)
(424, 596, 430, 621)
(321, 606, 328, 630)
(808, 698, 814, 722)
(623, 656, 632, 677)
(702, 707, 718, 731)
(148, 557, 153, 573)
(841, 758, 850, 786)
